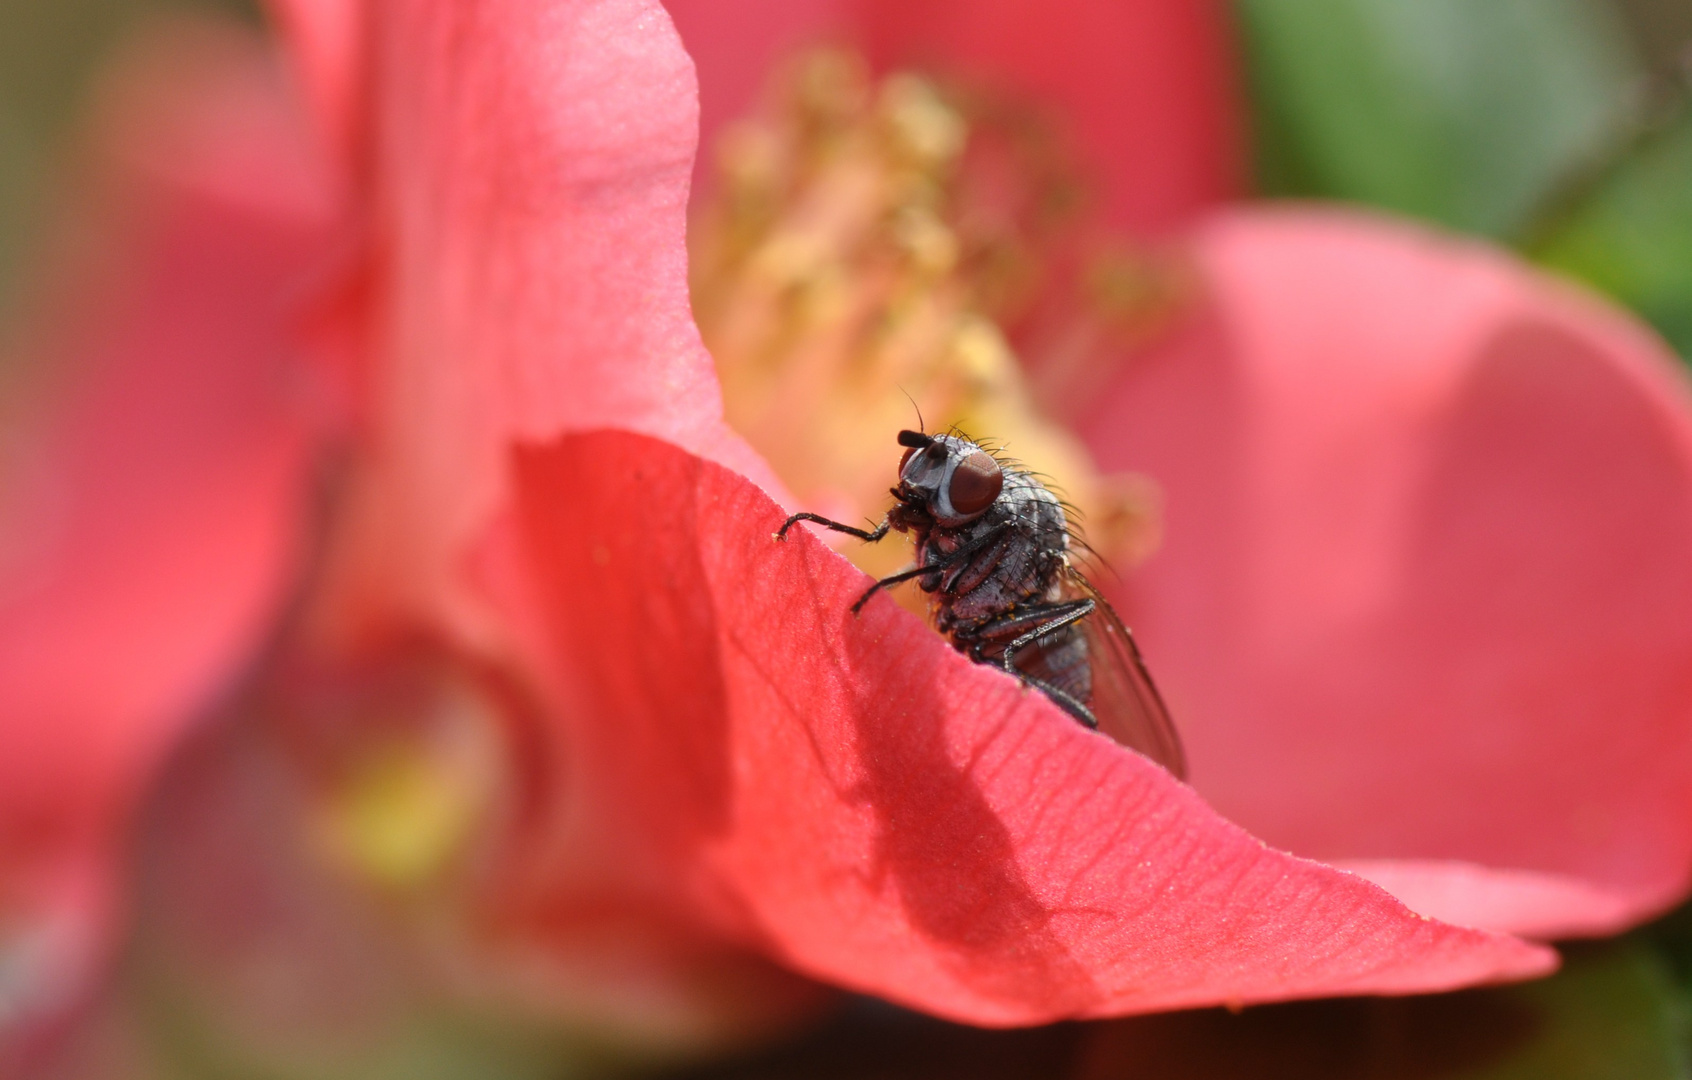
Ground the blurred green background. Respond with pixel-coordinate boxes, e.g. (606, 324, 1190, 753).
(1235, 0, 1692, 360)
(0, 0, 255, 317)
(3, 0, 1691, 1076)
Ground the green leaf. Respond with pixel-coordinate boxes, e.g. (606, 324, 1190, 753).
(1437, 943, 1691, 1080)
(1078, 942, 1690, 1079)
(1533, 111, 1692, 360)
(1234, 0, 1643, 240)
(0, 0, 258, 314)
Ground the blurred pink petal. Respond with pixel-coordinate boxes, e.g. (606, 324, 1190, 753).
(0, 19, 333, 1028)
(656, 0, 847, 171)
(1082, 208, 1692, 939)
(294, 0, 780, 627)
(266, 0, 366, 168)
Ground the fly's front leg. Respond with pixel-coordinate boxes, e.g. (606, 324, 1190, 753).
(776, 512, 890, 544)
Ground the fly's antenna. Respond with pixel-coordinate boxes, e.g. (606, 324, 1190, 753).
(897, 386, 926, 435)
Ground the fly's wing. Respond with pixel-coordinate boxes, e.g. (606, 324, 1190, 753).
(1063, 573, 1188, 779)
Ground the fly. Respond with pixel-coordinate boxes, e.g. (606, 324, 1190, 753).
(778, 429, 1186, 778)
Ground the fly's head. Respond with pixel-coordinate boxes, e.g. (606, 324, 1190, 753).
(892, 430, 1004, 528)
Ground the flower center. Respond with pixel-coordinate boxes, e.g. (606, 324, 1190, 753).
(270, 639, 524, 894)
(690, 48, 1181, 588)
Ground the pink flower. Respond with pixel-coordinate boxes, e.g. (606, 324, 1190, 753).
(0, 21, 335, 1037)
(4, 0, 1692, 1058)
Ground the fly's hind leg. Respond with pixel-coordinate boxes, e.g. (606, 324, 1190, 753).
(961, 599, 1098, 726)
(964, 635, 1099, 729)
(1021, 673, 1098, 729)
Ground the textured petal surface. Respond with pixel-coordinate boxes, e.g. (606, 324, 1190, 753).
(1081, 208, 1692, 938)
(664, 0, 1242, 235)
(480, 428, 1554, 1026)
(339, 0, 779, 627)
(0, 20, 332, 1018)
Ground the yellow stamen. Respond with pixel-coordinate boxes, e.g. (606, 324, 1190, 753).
(312, 672, 504, 890)
(691, 49, 1171, 601)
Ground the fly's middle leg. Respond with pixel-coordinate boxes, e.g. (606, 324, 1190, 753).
(997, 599, 1095, 675)
(849, 523, 1012, 614)
(965, 599, 1095, 670)
(848, 563, 934, 614)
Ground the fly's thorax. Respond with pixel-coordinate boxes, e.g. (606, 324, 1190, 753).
(918, 468, 1069, 630)
(1000, 469, 1071, 551)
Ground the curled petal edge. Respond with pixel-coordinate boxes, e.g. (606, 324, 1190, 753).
(477, 428, 1556, 1027)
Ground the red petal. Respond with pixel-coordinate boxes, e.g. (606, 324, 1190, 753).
(1081, 208, 1692, 938)
(482, 429, 1553, 1025)
(336, 0, 781, 620)
(0, 20, 331, 1013)
(666, 0, 1243, 236)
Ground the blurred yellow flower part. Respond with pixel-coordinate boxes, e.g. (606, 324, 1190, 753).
(690, 49, 1163, 594)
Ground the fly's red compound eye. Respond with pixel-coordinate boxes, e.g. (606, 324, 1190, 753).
(899, 446, 917, 473)
(948, 450, 1003, 515)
